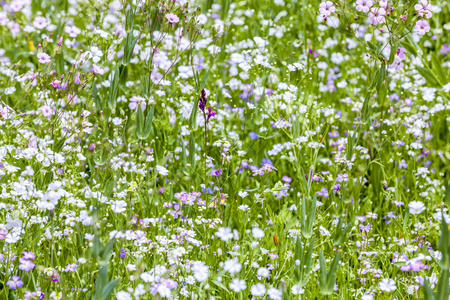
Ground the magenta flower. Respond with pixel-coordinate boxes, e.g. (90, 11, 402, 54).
(37, 53, 51, 64)
(50, 80, 61, 89)
(165, 13, 179, 24)
(7, 276, 23, 289)
(415, 20, 430, 35)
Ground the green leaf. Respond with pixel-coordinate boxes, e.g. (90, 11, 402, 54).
(318, 251, 328, 293)
(100, 240, 114, 261)
(93, 84, 102, 111)
(212, 279, 230, 294)
(125, 5, 134, 32)
(371, 162, 382, 199)
(400, 41, 417, 56)
(189, 134, 196, 173)
(108, 67, 120, 109)
(101, 278, 121, 300)
(346, 132, 353, 161)
(431, 53, 447, 84)
(416, 65, 441, 88)
(136, 105, 145, 139)
(445, 181, 450, 208)
(142, 106, 155, 139)
(388, 43, 397, 64)
(93, 149, 107, 166)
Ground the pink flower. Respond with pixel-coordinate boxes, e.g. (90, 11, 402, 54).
(319, 1, 336, 17)
(396, 47, 407, 60)
(50, 80, 61, 89)
(389, 57, 404, 72)
(165, 13, 180, 24)
(356, 0, 373, 13)
(129, 96, 146, 110)
(40, 105, 53, 117)
(368, 7, 386, 25)
(415, 0, 433, 19)
(92, 64, 104, 75)
(0, 228, 7, 240)
(415, 20, 430, 35)
(37, 53, 51, 64)
(33, 16, 48, 29)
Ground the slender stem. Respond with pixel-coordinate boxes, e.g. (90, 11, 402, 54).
(204, 114, 207, 205)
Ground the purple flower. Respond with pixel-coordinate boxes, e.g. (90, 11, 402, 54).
(359, 223, 372, 233)
(198, 89, 207, 112)
(282, 176, 292, 183)
(19, 258, 35, 271)
(207, 107, 216, 122)
(7, 276, 23, 289)
(120, 248, 126, 259)
(64, 263, 78, 272)
(332, 183, 341, 193)
(398, 160, 408, 169)
(249, 132, 258, 140)
(317, 187, 329, 198)
(261, 158, 273, 166)
(212, 169, 223, 177)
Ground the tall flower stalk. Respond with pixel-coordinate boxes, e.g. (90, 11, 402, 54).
(198, 89, 216, 204)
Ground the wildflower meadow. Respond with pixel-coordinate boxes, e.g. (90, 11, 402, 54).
(1, 0, 450, 299)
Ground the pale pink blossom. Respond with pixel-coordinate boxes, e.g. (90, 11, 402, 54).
(368, 7, 386, 25)
(33, 16, 48, 29)
(356, 0, 373, 13)
(129, 96, 146, 110)
(397, 47, 407, 60)
(92, 64, 105, 75)
(319, 1, 336, 17)
(415, 0, 433, 19)
(40, 105, 53, 117)
(37, 53, 51, 64)
(165, 13, 180, 24)
(415, 20, 430, 35)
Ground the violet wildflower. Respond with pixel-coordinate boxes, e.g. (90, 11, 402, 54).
(7, 276, 23, 289)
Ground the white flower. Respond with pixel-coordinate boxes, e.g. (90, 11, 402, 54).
(155, 165, 169, 176)
(238, 191, 248, 198)
(291, 284, 304, 295)
(257, 267, 270, 277)
(229, 278, 246, 292)
(408, 201, 426, 215)
(112, 117, 123, 126)
(267, 287, 282, 300)
(224, 257, 242, 274)
(251, 283, 266, 296)
(379, 278, 396, 292)
(90, 46, 103, 63)
(443, 82, 450, 93)
(116, 291, 132, 300)
(252, 227, 265, 239)
(5, 87, 15, 95)
(111, 200, 127, 213)
(216, 227, 233, 241)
